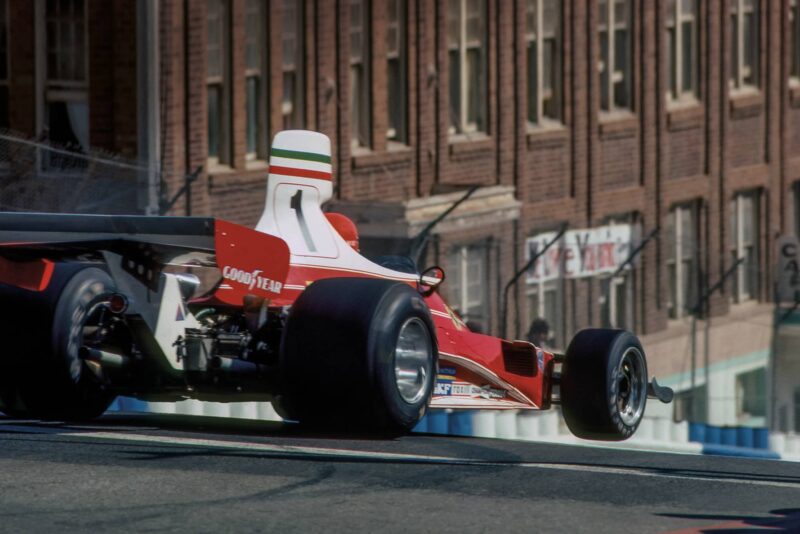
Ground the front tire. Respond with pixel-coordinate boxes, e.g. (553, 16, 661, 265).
(560, 329, 648, 441)
(276, 278, 437, 434)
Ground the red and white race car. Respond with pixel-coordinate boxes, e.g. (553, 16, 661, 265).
(0, 130, 672, 439)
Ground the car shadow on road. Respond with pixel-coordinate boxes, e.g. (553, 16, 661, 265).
(656, 508, 800, 533)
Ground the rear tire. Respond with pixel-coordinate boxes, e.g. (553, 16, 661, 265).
(276, 278, 437, 434)
(560, 328, 648, 441)
(17, 267, 117, 420)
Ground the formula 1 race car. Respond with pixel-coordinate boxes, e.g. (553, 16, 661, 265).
(0, 130, 672, 439)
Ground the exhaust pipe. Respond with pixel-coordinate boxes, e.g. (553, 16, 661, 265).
(79, 346, 129, 368)
(209, 355, 268, 377)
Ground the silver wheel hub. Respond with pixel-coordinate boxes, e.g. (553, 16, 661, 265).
(394, 318, 432, 404)
(616, 347, 647, 426)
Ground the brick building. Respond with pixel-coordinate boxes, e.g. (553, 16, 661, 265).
(2, 0, 800, 430)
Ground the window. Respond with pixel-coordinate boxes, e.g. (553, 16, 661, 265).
(245, 0, 267, 161)
(598, 0, 632, 112)
(794, 181, 800, 238)
(794, 387, 800, 432)
(736, 367, 766, 424)
(791, 0, 800, 83)
(526, 0, 562, 126)
(448, 244, 489, 334)
(607, 274, 634, 330)
(207, 0, 230, 164)
(673, 384, 706, 422)
(731, 190, 760, 303)
(604, 213, 638, 330)
(448, 0, 487, 134)
(666, 0, 698, 103)
(387, 0, 407, 143)
(282, 0, 305, 129)
(0, 0, 7, 133)
(526, 281, 561, 349)
(42, 0, 89, 160)
(0, 0, 8, 163)
(729, 0, 759, 91)
(667, 203, 698, 319)
(350, 0, 370, 148)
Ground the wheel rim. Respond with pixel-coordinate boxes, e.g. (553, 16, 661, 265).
(394, 317, 433, 404)
(615, 347, 647, 426)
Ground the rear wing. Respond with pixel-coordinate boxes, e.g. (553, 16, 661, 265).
(0, 212, 291, 303)
(0, 212, 216, 261)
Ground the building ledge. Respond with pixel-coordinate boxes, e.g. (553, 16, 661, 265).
(329, 185, 521, 239)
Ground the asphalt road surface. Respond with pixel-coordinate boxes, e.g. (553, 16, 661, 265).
(1, 414, 799, 533)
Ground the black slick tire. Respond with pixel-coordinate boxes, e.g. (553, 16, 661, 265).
(18, 267, 117, 420)
(560, 328, 648, 441)
(276, 277, 437, 434)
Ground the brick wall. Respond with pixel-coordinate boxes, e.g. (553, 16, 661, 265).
(6, 0, 800, 342)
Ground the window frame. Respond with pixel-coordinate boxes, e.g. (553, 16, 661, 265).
(603, 212, 639, 330)
(730, 189, 761, 303)
(729, 0, 760, 92)
(35, 0, 90, 172)
(0, 0, 9, 133)
(448, 242, 490, 334)
(447, 0, 488, 136)
(791, 0, 800, 84)
(244, 0, 269, 162)
(206, 0, 231, 166)
(525, 0, 563, 127)
(667, 202, 699, 320)
(281, 0, 305, 130)
(525, 279, 562, 349)
(735, 367, 766, 425)
(386, 0, 408, 143)
(349, 0, 371, 149)
(598, 0, 633, 113)
(665, 0, 699, 105)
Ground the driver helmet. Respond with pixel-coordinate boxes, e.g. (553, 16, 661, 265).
(325, 212, 360, 251)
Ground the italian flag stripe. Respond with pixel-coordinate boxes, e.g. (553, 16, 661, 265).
(269, 165, 332, 181)
(270, 148, 331, 164)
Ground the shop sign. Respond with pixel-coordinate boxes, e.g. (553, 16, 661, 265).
(526, 225, 636, 283)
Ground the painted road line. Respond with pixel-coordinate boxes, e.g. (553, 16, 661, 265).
(2, 423, 800, 490)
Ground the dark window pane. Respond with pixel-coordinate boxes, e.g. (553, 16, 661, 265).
(600, 31, 609, 110)
(208, 85, 220, 158)
(668, 27, 676, 97)
(0, 86, 7, 129)
(527, 41, 537, 123)
(613, 29, 629, 108)
(449, 50, 460, 132)
(681, 21, 694, 93)
(467, 48, 481, 129)
(730, 13, 738, 86)
(246, 77, 259, 155)
(743, 11, 758, 85)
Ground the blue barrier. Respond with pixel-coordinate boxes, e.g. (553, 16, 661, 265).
(688, 423, 775, 457)
(703, 444, 780, 460)
(736, 427, 754, 448)
(412, 414, 429, 433)
(688, 422, 705, 443)
(754, 428, 769, 449)
(424, 410, 449, 434)
(720, 427, 737, 446)
(705, 425, 721, 445)
(448, 411, 473, 436)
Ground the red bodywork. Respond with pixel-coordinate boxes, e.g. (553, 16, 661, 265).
(209, 218, 555, 412)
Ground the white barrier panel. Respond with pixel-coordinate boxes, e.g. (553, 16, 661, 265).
(495, 410, 518, 439)
(470, 411, 497, 438)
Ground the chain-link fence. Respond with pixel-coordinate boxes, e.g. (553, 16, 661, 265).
(0, 131, 191, 215)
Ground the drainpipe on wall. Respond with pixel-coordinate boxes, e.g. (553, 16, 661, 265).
(137, 0, 160, 215)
